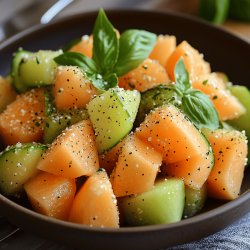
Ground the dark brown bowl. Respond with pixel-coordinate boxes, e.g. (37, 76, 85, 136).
(0, 10, 249, 250)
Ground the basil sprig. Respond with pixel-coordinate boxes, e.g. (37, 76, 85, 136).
(173, 58, 219, 130)
(54, 9, 156, 91)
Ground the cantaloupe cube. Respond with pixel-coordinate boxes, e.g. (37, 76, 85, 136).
(37, 120, 99, 179)
(119, 58, 170, 92)
(206, 129, 248, 200)
(193, 73, 246, 121)
(135, 104, 211, 163)
(166, 41, 210, 82)
(0, 88, 45, 145)
(69, 35, 93, 58)
(135, 104, 214, 189)
(0, 76, 17, 113)
(24, 171, 76, 220)
(166, 155, 213, 190)
(149, 35, 176, 67)
(98, 140, 124, 175)
(69, 170, 119, 228)
(53, 66, 98, 111)
(111, 134, 163, 197)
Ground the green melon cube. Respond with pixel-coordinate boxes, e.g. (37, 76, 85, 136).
(119, 178, 185, 226)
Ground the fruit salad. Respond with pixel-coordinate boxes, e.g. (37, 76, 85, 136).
(0, 9, 249, 228)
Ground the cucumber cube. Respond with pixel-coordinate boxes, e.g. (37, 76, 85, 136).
(119, 178, 185, 226)
(183, 184, 207, 218)
(87, 87, 140, 153)
(43, 91, 89, 144)
(0, 143, 47, 196)
(18, 50, 62, 90)
(228, 85, 250, 139)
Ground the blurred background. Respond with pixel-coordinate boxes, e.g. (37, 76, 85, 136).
(0, 0, 249, 43)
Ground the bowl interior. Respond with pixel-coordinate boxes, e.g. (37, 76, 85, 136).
(0, 10, 249, 250)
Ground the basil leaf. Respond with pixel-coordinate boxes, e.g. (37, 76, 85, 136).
(114, 29, 157, 77)
(174, 57, 191, 93)
(89, 73, 118, 91)
(103, 73, 118, 89)
(93, 9, 119, 73)
(54, 52, 99, 75)
(182, 89, 219, 130)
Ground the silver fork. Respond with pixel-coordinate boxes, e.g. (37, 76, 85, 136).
(0, 216, 20, 243)
(0, 0, 74, 242)
(0, 0, 74, 42)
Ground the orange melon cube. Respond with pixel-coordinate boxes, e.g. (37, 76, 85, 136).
(119, 58, 170, 92)
(193, 73, 246, 121)
(0, 88, 45, 145)
(69, 171, 119, 228)
(24, 171, 76, 220)
(69, 35, 93, 58)
(135, 104, 210, 164)
(166, 41, 210, 82)
(110, 134, 162, 197)
(206, 129, 248, 200)
(0, 76, 17, 113)
(166, 154, 213, 190)
(37, 120, 99, 179)
(98, 140, 125, 175)
(149, 35, 176, 66)
(53, 66, 98, 111)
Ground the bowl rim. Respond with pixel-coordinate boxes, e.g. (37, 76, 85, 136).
(1, 8, 249, 50)
(0, 187, 249, 233)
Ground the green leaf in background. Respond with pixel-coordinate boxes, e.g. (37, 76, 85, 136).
(229, 0, 250, 22)
(199, 0, 230, 24)
(174, 57, 191, 93)
(54, 52, 99, 75)
(182, 89, 220, 130)
(114, 29, 157, 77)
(93, 8, 119, 73)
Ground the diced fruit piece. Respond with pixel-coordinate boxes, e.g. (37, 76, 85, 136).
(0, 76, 17, 113)
(44, 109, 89, 144)
(183, 184, 207, 218)
(24, 172, 76, 220)
(248, 145, 250, 164)
(149, 35, 176, 66)
(119, 178, 185, 226)
(18, 50, 62, 92)
(69, 170, 119, 228)
(205, 129, 248, 200)
(37, 120, 99, 179)
(43, 91, 89, 144)
(69, 35, 93, 58)
(111, 134, 162, 197)
(99, 140, 125, 175)
(119, 58, 170, 92)
(166, 152, 213, 190)
(228, 85, 250, 139)
(0, 143, 47, 196)
(0, 88, 45, 145)
(135, 104, 211, 163)
(166, 41, 210, 82)
(192, 73, 246, 121)
(53, 66, 98, 111)
(135, 85, 181, 126)
(87, 87, 140, 154)
(11, 49, 32, 93)
(135, 104, 214, 189)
